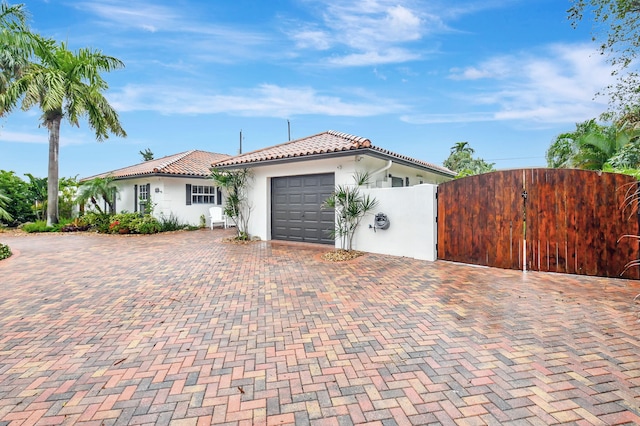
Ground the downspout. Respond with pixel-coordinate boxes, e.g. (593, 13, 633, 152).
(370, 160, 392, 184)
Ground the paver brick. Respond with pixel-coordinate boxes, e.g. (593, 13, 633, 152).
(2, 231, 640, 425)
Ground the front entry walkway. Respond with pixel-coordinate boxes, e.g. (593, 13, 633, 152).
(1, 230, 639, 425)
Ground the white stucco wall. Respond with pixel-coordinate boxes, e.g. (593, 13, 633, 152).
(243, 154, 447, 252)
(245, 157, 356, 242)
(111, 176, 222, 227)
(351, 184, 438, 261)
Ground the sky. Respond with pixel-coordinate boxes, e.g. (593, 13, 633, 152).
(0, 0, 615, 179)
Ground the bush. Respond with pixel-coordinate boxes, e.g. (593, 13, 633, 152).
(82, 212, 112, 233)
(22, 221, 54, 233)
(59, 217, 91, 232)
(159, 213, 187, 232)
(108, 213, 137, 234)
(106, 213, 161, 234)
(131, 215, 161, 234)
(0, 243, 11, 260)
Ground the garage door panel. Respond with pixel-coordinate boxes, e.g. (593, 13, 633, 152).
(271, 173, 335, 245)
(288, 177, 303, 187)
(319, 175, 334, 185)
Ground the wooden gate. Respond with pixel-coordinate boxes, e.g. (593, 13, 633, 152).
(437, 169, 640, 279)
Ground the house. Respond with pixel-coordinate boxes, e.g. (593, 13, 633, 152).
(213, 130, 455, 258)
(82, 150, 230, 227)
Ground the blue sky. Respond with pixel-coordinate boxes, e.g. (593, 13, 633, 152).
(0, 0, 613, 179)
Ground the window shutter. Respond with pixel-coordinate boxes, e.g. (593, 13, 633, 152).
(134, 184, 138, 212)
(112, 187, 117, 213)
(146, 184, 150, 199)
(217, 188, 222, 205)
(186, 184, 192, 205)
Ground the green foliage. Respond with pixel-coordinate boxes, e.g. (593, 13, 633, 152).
(24, 173, 46, 220)
(210, 168, 253, 240)
(22, 220, 54, 233)
(58, 176, 78, 219)
(108, 213, 136, 233)
(199, 214, 206, 228)
(59, 217, 90, 232)
(0, 242, 11, 261)
(0, 170, 35, 224)
(77, 176, 118, 215)
(324, 171, 378, 251)
(130, 215, 161, 234)
(0, 188, 11, 222)
(82, 211, 112, 233)
(0, 29, 127, 225)
(547, 119, 640, 170)
(140, 148, 154, 161)
(546, 120, 605, 168)
(569, 0, 640, 111)
(159, 213, 186, 232)
(107, 213, 160, 234)
(443, 142, 495, 178)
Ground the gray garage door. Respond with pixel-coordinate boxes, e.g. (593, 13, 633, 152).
(271, 173, 335, 245)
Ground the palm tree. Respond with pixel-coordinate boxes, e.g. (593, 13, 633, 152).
(0, 189, 11, 222)
(0, 42, 126, 225)
(451, 141, 474, 155)
(76, 176, 119, 215)
(0, 2, 52, 96)
(210, 168, 252, 240)
(323, 171, 378, 251)
(573, 124, 640, 170)
(25, 173, 47, 220)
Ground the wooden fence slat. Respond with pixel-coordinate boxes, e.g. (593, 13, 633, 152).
(437, 168, 639, 279)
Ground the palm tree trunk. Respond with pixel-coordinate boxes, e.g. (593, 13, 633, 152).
(46, 115, 61, 226)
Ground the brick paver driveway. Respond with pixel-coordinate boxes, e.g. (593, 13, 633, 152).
(1, 230, 640, 425)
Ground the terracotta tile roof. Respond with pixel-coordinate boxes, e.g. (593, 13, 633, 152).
(82, 150, 231, 181)
(213, 130, 455, 176)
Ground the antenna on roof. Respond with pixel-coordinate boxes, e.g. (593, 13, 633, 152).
(287, 119, 291, 141)
(239, 130, 243, 155)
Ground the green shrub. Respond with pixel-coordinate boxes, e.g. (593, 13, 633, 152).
(52, 217, 73, 232)
(159, 213, 186, 232)
(0, 243, 11, 260)
(60, 217, 91, 232)
(108, 213, 138, 234)
(131, 215, 161, 234)
(22, 221, 54, 233)
(82, 212, 112, 233)
(106, 212, 161, 234)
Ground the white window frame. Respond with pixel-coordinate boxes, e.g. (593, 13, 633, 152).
(191, 185, 217, 204)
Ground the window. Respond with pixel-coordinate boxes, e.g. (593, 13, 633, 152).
(191, 185, 217, 204)
(139, 183, 150, 214)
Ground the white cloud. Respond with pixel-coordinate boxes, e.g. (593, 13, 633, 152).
(287, 0, 513, 67)
(291, 28, 332, 50)
(0, 130, 87, 146)
(109, 83, 406, 118)
(0, 131, 46, 144)
(327, 48, 421, 66)
(73, 1, 177, 32)
(74, 0, 272, 64)
(287, 0, 434, 66)
(404, 43, 614, 125)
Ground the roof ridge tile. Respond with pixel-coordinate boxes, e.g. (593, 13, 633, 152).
(153, 149, 195, 172)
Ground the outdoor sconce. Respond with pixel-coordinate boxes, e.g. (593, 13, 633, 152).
(155, 188, 161, 193)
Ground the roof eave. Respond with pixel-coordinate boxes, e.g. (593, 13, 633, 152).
(213, 148, 455, 178)
(82, 172, 214, 182)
